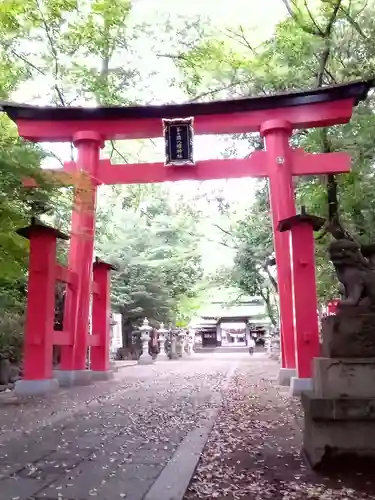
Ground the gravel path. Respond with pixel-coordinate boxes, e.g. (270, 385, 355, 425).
(0, 354, 238, 500)
(185, 357, 375, 500)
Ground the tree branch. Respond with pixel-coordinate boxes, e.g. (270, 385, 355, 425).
(263, 262, 278, 294)
(281, 0, 324, 36)
(212, 223, 235, 239)
(140, 210, 237, 250)
(316, 0, 343, 87)
(156, 53, 188, 61)
(189, 79, 252, 102)
(109, 141, 129, 164)
(45, 150, 64, 168)
(339, 4, 369, 41)
(34, 0, 66, 106)
(259, 287, 277, 326)
(303, 0, 324, 35)
(223, 26, 258, 54)
(2, 45, 45, 77)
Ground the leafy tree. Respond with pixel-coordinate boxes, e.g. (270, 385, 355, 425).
(168, 0, 375, 307)
(97, 185, 203, 345)
(0, 63, 58, 360)
(233, 184, 278, 325)
(0, 0, 216, 338)
(205, 182, 278, 325)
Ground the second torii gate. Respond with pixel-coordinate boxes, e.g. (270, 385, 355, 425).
(1, 79, 371, 395)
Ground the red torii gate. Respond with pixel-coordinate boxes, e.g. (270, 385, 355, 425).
(1, 79, 371, 395)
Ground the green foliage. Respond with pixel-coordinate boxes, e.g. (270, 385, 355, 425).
(0, 312, 23, 362)
(0, 0, 213, 347)
(233, 184, 278, 325)
(0, 116, 54, 360)
(173, 0, 375, 308)
(97, 185, 203, 332)
(0, 118, 44, 279)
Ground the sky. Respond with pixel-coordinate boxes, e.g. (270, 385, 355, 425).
(134, 0, 285, 33)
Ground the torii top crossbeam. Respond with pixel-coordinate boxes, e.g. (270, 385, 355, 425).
(1, 79, 372, 142)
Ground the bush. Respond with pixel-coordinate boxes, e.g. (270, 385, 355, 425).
(0, 312, 24, 363)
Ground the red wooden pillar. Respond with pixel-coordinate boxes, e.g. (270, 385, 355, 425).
(278, 211, 324, 389)
(15, 219, 69, 396)
(91, 258, 116, 375)
(260, 120, 296, 373)
(60, 131, 103, 379)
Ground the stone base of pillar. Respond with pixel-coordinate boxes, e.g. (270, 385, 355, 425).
(53, 369, 93, 387)
(278, 368, 297, 386)
(138, 354, 155, 365)
(91, 370, 114, 381)
(15, 378, 59, 397)
(110, 361, 119, 373)
(270, 352, 281, 361)
(157, 352, 169, 361)
(289, 377, 312, 396)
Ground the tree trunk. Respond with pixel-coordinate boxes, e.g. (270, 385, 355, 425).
(260, 288, 277, 327)
(121, 315, 133, 348)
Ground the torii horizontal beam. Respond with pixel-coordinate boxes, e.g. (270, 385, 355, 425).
(23, 149, 350, 187)
(2, 79, 372, 142)
(10, 100, 356, 142)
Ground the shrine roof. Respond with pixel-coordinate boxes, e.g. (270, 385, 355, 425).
(1, 79, 373, 122)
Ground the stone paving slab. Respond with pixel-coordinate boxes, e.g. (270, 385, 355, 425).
(2, 476, 52, 500)
(0, 353, 241, 500)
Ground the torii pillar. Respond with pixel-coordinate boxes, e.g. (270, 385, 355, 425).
(261, 120, 297, 384)
(278, 209, 325, 394)
(58, 131, 104, 386)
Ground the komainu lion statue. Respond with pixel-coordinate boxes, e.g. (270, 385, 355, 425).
(329, 239, 375, 307)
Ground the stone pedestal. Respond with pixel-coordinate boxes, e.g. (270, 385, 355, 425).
(138, 341, 155, 365)
(91, 370, 114, 381)
(322, 307, 375, 358)
(302, 308, 375, 468)
(157, 337, 169, 361)
(53, 370, 93, 387)
(169, 338, 179, 360)
(15, 378, 59, 396)
(186, 339, 195, 356)
(290, 376, 312, 395)
(313, 357, 375, 398)
(302, 392, 375, 467)
(176, 337, 184, 357)
(278, 367, 296, 386)
(268, 337, 281, 361)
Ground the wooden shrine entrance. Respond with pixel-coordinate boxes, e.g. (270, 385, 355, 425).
(1, 79, 372, 396)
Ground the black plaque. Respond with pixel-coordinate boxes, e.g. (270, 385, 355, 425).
(162, 117, 194, 166)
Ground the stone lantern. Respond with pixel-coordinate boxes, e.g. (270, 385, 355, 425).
(157, 322, 168, 360)
(169, 330, 179, 360)
(138, 318, 154, 365)
(186, 329, 195, 356)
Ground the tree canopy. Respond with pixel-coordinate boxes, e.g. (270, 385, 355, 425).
(169, 0, 375, 310)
